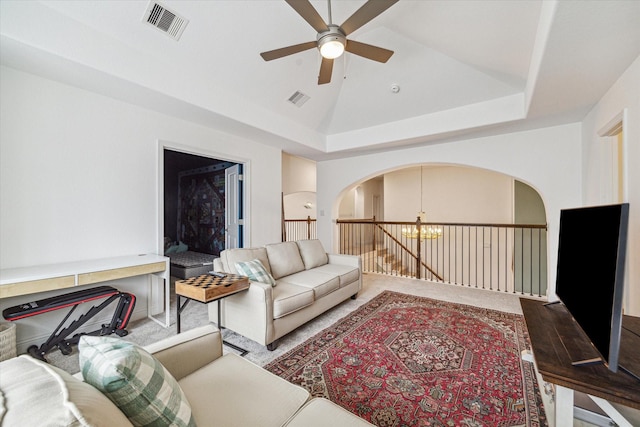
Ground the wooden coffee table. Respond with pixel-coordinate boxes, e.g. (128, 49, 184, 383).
(175, 273, 250, 355)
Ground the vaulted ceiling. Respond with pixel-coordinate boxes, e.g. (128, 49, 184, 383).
(1, 1, 639, 160)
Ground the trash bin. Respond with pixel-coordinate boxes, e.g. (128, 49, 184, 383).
(0, 322, 17, 361)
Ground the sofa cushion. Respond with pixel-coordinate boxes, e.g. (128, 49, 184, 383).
(285, 398, 374, 426)
(0, 355, 131, 426)
(296, 239, 328, 270)
(265, 242, 305, 279)
(144, 324, 223, 381)
(272, 282, 315, 319)
(79, 335, 195, 427)
(279, 270, 339, 299)
(221, 247, 271, 275)
(179, 353, 310, 427)
(312, 263, 361, 287)
(235, 259, 276, 286)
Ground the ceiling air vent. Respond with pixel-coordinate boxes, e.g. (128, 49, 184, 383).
(142, 2, 188, 41)
(288, 91, 310, 108)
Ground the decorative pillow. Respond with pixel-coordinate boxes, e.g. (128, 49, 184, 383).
(78, 335, 196, 427)
(235, 259, 276, 286)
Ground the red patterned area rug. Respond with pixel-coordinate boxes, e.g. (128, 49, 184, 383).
(265, 291, 547, 427)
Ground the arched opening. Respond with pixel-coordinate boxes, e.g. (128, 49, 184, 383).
(282, 191, 317, 241)
(514, 180, 548, 296)
(337, 164, 548, 296)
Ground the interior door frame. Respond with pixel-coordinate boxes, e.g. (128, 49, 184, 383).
(157, 140, 248, 256)
(225, 163, 243, 249)
(597, 108, 628, 204)
(597, 109, 629, 313)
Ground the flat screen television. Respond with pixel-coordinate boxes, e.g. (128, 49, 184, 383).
(553, 203, 629, 373)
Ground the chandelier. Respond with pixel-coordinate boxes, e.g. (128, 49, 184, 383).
(401, 212, 443, 240)
(401, 166, 442, 240)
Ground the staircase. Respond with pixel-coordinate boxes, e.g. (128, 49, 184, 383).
(376, 247, 411, 276)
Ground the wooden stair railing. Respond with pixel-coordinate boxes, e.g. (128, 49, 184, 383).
(375, 223, 443, 281)
(338, 218, 548, 296)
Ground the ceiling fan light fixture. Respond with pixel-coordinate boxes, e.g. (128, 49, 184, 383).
(319, 38, 345, 59)
(318, 28, 346, 59)
(260, 0, 398, 84)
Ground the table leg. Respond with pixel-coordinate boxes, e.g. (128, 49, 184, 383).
(176, 296, 191, 334)
(177, 295, 181, 334)
(588, 395, 634, 427)
(555, 385, 574, 427)
(217, 299, 248, 356)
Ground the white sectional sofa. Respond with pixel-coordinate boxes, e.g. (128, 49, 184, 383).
(0, 324, 374, 426)
(211, 240, 362, 350)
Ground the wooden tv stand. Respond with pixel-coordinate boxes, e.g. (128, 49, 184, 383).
(520, 298, 640, 426)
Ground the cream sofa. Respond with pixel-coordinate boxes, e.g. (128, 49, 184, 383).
(0, 324, 373, 426)
(211, 240, 362, 350)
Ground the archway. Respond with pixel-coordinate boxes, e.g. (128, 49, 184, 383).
(336, 164, 548, 295)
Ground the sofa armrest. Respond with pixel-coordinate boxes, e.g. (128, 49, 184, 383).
(144, 323, 223, 381)
(327, 253, 362, 269)
(208, 280, 275, 345)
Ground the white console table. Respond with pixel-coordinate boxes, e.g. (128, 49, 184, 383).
(0, 254, 170, 327)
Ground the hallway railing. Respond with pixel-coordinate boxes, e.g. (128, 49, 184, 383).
(337, 218, 548, 297)
(283, 216, 317, 242)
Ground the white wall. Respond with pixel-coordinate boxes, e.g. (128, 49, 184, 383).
(317, 123, 583, 300)
(339, 178, 383, 220)
(283, 191, 316, 219)
(282, 153, 316, 195)
(0, 66, 282, 350)
(582, 54, 640, 316)
(383, 166, 513, 223)
(338, 188, 357, 219)
(0, 65, 282, 266)
(282, 153, 317, 220)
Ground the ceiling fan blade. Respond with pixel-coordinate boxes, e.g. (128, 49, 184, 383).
(260, 41, 317, 61)
(285, 0, 329, 33)
(339, 0, 399, 36)
(318, 57, 334, 85)
(345, 40, 394, 63)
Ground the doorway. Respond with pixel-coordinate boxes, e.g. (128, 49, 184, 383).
(162, 149, 243, 255)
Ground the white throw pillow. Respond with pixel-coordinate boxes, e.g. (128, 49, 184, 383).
(0, 355, 131, 426)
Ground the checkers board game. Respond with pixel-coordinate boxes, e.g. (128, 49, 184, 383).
(175, 274, 249, 303)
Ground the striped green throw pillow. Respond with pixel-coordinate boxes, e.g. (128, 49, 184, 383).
(78, 335, 196, 427)
(235, 259, 276, 286)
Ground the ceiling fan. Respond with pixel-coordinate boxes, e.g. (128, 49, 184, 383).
(260, 0, 399, 85)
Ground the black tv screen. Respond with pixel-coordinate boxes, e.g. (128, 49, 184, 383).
(555, 203, 629, 372)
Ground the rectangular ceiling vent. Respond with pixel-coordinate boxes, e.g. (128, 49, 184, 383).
(142, 2, 188, 41)
(288, 91, 310, 108)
